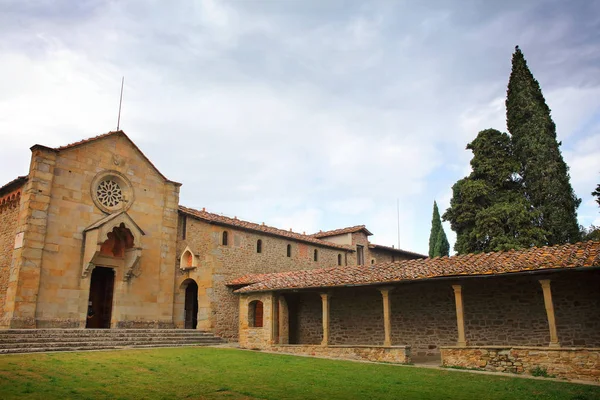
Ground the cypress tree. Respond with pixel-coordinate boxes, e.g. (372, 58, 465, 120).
(593, 182, 600, 208)
(506, 46, 581, 244)
(428, 201, 450, 257)
(443, 129, 546, 254)
(434, 225, 450, 257)
(428, 201, 442, 257)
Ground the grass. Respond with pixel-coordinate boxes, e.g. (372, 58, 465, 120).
(0, 347, 598, 400)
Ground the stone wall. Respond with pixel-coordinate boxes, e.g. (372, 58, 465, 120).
(270, 344, 411, 364)
(329, 287, 384, 345)
(5, 134, 181, 328)
(369, 248, 419, 263)
(390, 281, 458, 358)
(176, 215, 351, 339)
(441, 346, 600, 383)
(553, 270, 600, 347)
(462, 276, 549, 347)
(239, 293, 273, 349)
(0, 193, 21, 322)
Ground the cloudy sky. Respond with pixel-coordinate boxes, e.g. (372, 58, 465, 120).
(1, 0, 599, 255)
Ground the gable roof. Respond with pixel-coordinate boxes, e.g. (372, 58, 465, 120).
(311, 225, 373, 238)
(0, 175, 28, 196)
(232, 241, 600, 293)
(32, 131, 180, 185)
(179, 205, 353, 251)
(368, 243, 427, 259)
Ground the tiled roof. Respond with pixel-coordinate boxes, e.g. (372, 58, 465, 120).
(0, 175, 28, 196)
(179, 205, 353, 251)
(36, 131, 180, 185)
(311, 225, 373, 238)
(233, 241, 600, 293)
(368, 243, 427, 259)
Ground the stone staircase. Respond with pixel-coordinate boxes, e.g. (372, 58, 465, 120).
(0, 329, 225, 354)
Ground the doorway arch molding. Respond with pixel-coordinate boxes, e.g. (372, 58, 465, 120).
(81, 211, 145, 281)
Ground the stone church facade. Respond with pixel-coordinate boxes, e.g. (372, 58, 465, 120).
(0, 131, 421, 339)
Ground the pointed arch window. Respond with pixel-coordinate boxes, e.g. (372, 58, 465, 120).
(287, 244, 291, 257)
(314, 249, 318, 262)
(257, 239, 262, 254)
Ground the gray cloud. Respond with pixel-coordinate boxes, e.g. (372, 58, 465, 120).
(1, 0, 599, 254)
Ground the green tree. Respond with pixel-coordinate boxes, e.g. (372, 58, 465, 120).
(434, 225, 450, 257)
(443, 129, 546, 254)
(428, 201, 442, 257)
(593, 182, 600, 207)
(506, 46, 581, 245)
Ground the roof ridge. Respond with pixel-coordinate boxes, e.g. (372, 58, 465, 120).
(179, 205, 352, 251)
(312, 224, 373, 238)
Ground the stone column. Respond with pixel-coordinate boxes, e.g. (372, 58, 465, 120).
(452, 285, 467, 347)
(378, 287, 394, 346)
(320, 293, 330, 346)
(539, 279, 560, 347)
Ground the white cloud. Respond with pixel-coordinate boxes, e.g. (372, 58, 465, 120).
(1, 0, 599, 257)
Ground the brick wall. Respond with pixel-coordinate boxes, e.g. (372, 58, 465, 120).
(176, 216, 351, 339)
(0, 193, 21, 322)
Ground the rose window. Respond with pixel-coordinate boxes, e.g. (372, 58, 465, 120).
(96, 180, 123, 207)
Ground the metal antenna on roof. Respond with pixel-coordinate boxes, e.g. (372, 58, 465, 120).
(397, 198, 400, 250)
(116, 77, 124, 131)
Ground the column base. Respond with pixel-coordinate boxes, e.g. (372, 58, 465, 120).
(456, 341, 467, 347)
(549, 342, 561, 348)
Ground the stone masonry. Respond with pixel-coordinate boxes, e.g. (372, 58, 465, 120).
(175, 215, 355, 340)
(0, 189, 22, 321)
(441, 346, 600, 382)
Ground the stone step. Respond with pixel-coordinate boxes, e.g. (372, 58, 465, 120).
(0, 338, 222, 350)
(0, 336, 223, 345)
(0, 342, 216, 355)
(0, 332, 216, 340)
(0, 329, 224, 354)
(0, 329, 211, 335)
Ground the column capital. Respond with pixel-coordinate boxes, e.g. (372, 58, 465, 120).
(319, 292, 332, 300)
(378, 286, 395, 295)
(538, 279, 551, 289)
(452, 284, 462, 293)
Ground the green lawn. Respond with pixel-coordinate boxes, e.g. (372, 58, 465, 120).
(0, 347, 598, 400)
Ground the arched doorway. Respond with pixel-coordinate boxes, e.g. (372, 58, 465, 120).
(86, 267, 115, 329)
(184, 279, 198, 329)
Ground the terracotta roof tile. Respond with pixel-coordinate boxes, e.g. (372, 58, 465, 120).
(179, 205, 353, 251)
(311, 225, 373, 238)
(0, 175, 28, 196)
(232, 241, 600, 293)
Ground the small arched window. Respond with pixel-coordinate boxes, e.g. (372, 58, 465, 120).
(371, 259, 375, 265)
(287, 244, 291, 257)
(257, 239, 262, 254)
(337, 254, 342, 266)
(248, 300, 264, 328)
(314, 249, 318, 262)
(222, 231, 228, 246)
